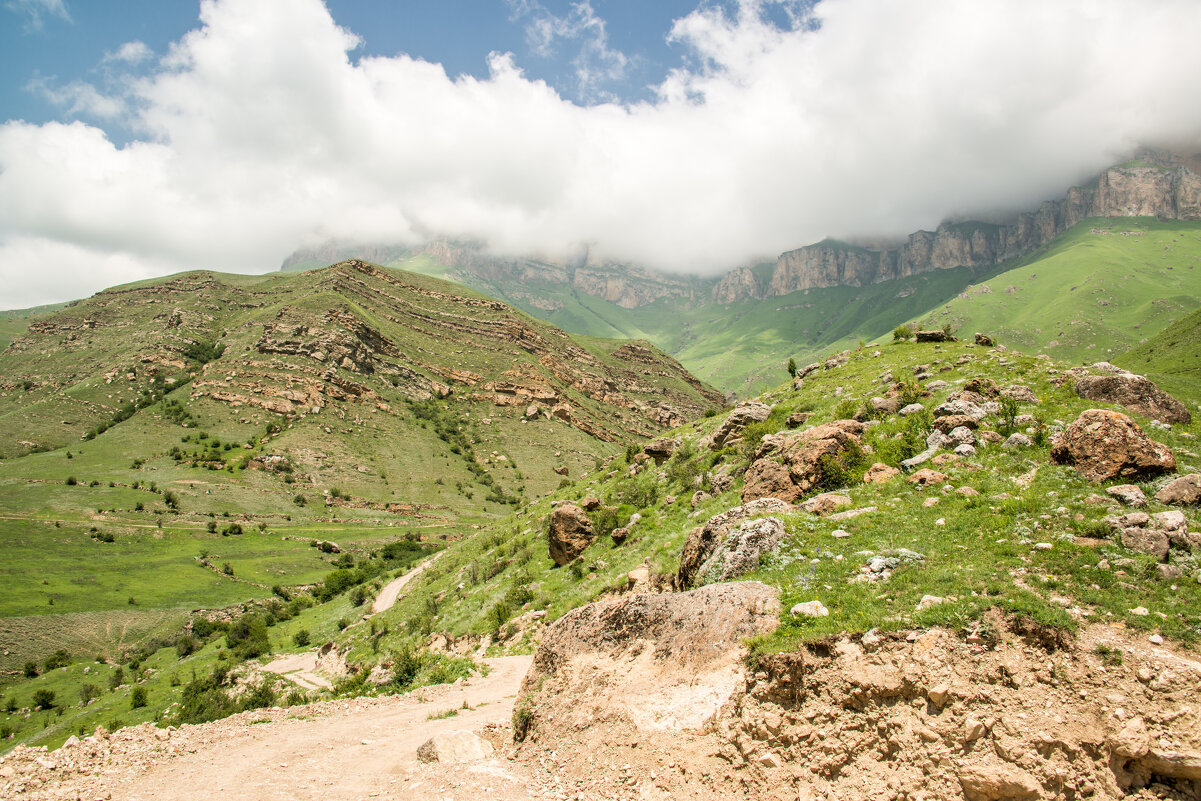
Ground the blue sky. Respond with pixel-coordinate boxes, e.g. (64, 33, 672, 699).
(2, 0, 1201, 308)
(2, 0, 717, 134)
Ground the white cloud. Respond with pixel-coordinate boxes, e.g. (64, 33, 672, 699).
(4, 0, 70, 31)
(3, 0, 1201, 308)
(104, 40, 153, 65)
(26, 76, 128, 119)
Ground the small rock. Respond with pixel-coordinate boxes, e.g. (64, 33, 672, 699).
(1149, 634, 1165, 645)
(1033, 542, 1053, 551)
(863, 462, 902, 484)
(831, 528, 851, 539)
(1107, 484, 1147, 507)
(1155, 474, 1201, 506)
(928, 683, 951, 707)
(1003, 433, 1032, 449)
(416, 731, 494, 764)
(1129, 606, 1149, 616)
(757, 752, 782, 768)
(899, 403, 925, 416)
(800, 492, 852, 516)
(916, 595, 946, 611)
(961, 718, 987, 742)
(791, 600, 829, 617)
(909, 469, 949, 486)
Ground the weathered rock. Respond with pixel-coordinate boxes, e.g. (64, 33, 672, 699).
(915, 329, 955, 342)
(1155, 474, 1201, 506)
(934, 398, 987, 420)
(870, 397, 902, 415)
(1120, 527, 1170, 560)
(953, 443, 977, 457)
(689, 517, 786, 584)
(524, 404, 541, 419)
(899, 403, 925, 416)
(580, 495, 601, 511)
(1106, 484, 1147, 507)
(677, 498, 793, 587)
(1066, 363, 1191, 424)
(909, 469, 949, 486)
(947, 426, 976, 445)
(741, 420, 864, 503)
(643, 437, 681, 464)
(703, 402, 772, 450)
(416, 730, 494, 764)
(963, 377, 1000, 397)
(548, 503, 595, 566)
(973, 332, 994, 347)
(1050, 409, 1176, 482)
(799, 492, 852, 516)
(863, 462, 901, 484)
(690, 490, 712, 508)
(1003, 433, 1032, 449)
(553, 465, 569, 476)
(610, 527, 629, 545)
(933, 414, 978, 434)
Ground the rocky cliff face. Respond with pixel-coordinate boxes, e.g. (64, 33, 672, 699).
(744, 163, 1201, 303)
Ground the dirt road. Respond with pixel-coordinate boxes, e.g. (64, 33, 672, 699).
(87, 656, 536, 801)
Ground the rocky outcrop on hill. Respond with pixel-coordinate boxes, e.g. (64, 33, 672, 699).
(547, 503, 595, 566)
(741, 419, 865, 503)
(1065, 363, 1191, 424)
(677, 498, 794, 588)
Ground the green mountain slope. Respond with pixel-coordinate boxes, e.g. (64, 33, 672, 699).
(1116, 304, 1201, 400)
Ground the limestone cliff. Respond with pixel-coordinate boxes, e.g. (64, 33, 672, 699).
(741, 163, 1201, 303)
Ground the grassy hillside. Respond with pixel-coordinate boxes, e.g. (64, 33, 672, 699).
(1116, 305, 1201, 400)
(4, 334, 1198, 754)
(0, 261, 721, 685)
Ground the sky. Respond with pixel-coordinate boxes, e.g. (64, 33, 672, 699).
(2, 0, 1201, 309)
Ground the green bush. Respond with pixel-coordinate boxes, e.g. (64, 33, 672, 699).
(43, 649, 71, 671)
(130, 687, 148, 709)
(293, 629, 311, 647)
(892, 324, 913, 341)
(32, 689, 55, 710)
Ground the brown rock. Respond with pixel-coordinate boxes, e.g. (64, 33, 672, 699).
(957, 762, 1041, 801)
(580, 495, 601, 511)
(915, 329, 955, 343)
(933, 414, 979, 434)
(643, 437, 681, 464)
(863, 462, 901, 484)
(963, 377, 1000, 397)
(785, 411, 811, 428)
(609, 527, 630, 545)
(973, 332, 994, 347)
(1106, 484, 1147, 507)
(1050, 409, 1176, 482)
(799, 492, 852, 516)
(1067, 363, 1191, 424)
(1120, 527, 1170, 560)
(1155, 474, 1201, 506)
(909, 469, 949, 486)
(553, 465, 569, 476)
(548, 503, 595, 566)
(741, 420, 864, 503)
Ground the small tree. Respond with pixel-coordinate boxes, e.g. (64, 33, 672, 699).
(892, 324, 913, 342)
(787, 357, 797, 378)
(33, 689, 55, 710)
(130, 687, 147, 709)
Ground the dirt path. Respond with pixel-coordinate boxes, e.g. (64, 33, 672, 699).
(49, 656, 540, 801)
(371, 550, 443, 614)
(261, 651, 331, 690)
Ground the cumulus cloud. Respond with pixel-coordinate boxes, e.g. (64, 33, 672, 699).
(103, 40, 153, 65)
(4, 0, 70, 32)
(3, 0, 1201, 308)
(507, 0, 629, 101)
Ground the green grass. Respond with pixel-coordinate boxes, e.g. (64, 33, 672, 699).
(1116, 304, 1201, 400)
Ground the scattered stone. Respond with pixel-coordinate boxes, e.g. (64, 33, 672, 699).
(1155, 474, 1201, 506)
(800, 492, 852, 516)
(524, 404, 541, 419)
(829, 506, 875, 521)
(691, 490, 712, 508)
(785, 411, 811, 428)
(953, 444, 978, 457)
(757, 752, 783, 768)
(1106, 484, 1147, 507)
(1050, 409, 1176, 482)
(554, 465, 569, 476)
(831, 529, 851, 539)
(956, 486, 980, 497)
(1129, 606, 1149, 616)
(961, 718, 987, 742)
(416, 730, 494, 764)
(580, 495, 601, 511)
(963, 377, 1000, 397)
(899, 403, 925, 416)
(934, 414, 979, 434)
(1149, 634, 1165, 645)
(548, 503, 596, 566)
(974, 332, 994, 347)
(870, 397, 902, 415)
(791, 600, 829, 617)
(689, 516, 787, 583)
(610, 527, 630, 545)
(863, 462, 901, 484)
(928, 683, 951, 707)
(916, 595, 946, 611)
(1003, 433, 1033, 449)
(957, 762, 1041, 801)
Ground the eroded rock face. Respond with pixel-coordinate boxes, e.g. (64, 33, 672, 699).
(548, 503, 595, 566)
(863, 463, 901, 484)
(1066, 363, 1191, 424)
(702, 402, 772, 450)
(741, 420, 865, 504)
(416, 730, 494, 764)
(518, 581, 780, 738)
(643, 437, 680, 464)
(1050, 409, 1176, 482)
(677, 498, 793, 588)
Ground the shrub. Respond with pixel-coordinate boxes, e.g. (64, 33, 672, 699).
(130, 687, 148, 709)
(33, 689, 55, 710)
(43, 649, 71, 671)
(65, 476, 78, 486)
(892, 324, 913, 342)
(787, 357, 797, 377)
(23, 661, 37, 678)
(293, 630, 311, 647)
(349, 586, 368, 607)
(79, 684, 100, 704)
(109, 667, 125, 689)
(176, 635, 197, 658)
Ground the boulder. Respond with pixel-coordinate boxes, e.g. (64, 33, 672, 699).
(703, 402, 772, 450)
(548, 503, 595, 566)
(963, 377, 1000, 397)
(785, 411, 811, 428)
(689, 517, 786, 584)
(1155, 474, 1201, 506)
(416, 730, 494, 764)
(870, 397, 901, 415)
(898, 403, 925, 416)
(643, 437, 681, 464)
(1003, 433, 1032, 449)
(1066, 363, 1191, 424)
(741, 420, 865, 503)
(609, 527, 630, 545)
(973, 332, 994, 347)
(934, 398, 987, 420)
(1050, 409, 1175, 482)
(580, 495, 601, 511)
(799, 492, 852, 516)
(1105, 509, 1198, 560)
(863, 462, 901, 484)
(915, 329, 955, 343)
(933, 414, 978, 434)
(677, 498, 792, 587)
